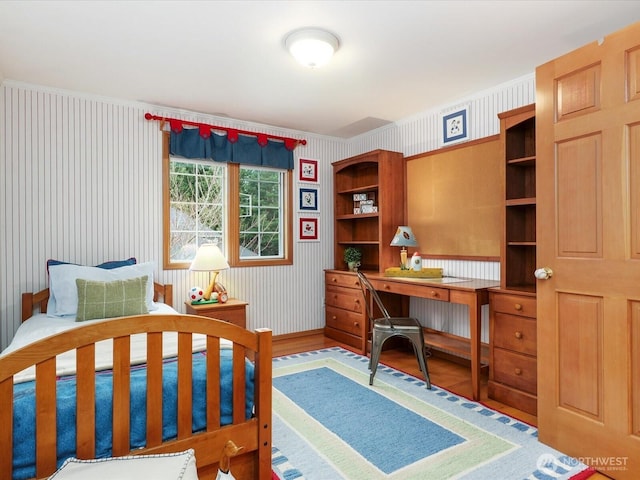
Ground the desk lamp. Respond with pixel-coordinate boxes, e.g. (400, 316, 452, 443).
(390, 226, 418, 270)
(189, 243, 230, 301)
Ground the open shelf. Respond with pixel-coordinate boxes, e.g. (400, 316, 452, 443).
(424, 329, 490, 365)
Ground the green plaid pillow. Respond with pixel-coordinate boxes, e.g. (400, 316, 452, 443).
(76, 275, 149, 322)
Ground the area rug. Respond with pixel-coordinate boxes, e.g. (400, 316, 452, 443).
(270, 347, 593, 480)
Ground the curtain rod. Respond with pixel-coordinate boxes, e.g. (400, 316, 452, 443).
(144, 113, 306, 150)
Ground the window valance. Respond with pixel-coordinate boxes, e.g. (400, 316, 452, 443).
(145, 113, 306, 170)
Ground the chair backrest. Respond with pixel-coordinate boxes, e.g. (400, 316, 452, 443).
(356, 271, 391, 322)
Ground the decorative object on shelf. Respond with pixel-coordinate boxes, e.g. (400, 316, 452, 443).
(299, 187, 318, 211)
(343, 247, 362, 272)
(218, 291, 229, 304)
(411, 251, 423, 271)
(298, 217, 319, 241)
(390, 226, 418, 269)
(352, 192, 377, 214)
(440, 104, 470, 146)
(189, 243, 230, 301)
(298, 158, 318, 183)
(285, 28, 340, 69)
(188, 286, 204, 303)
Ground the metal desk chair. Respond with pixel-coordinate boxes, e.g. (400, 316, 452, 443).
(357, 271, 431, 389)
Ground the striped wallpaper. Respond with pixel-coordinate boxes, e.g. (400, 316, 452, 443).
(0, 74, 535, 350)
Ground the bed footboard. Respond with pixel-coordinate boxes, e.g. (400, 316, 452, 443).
(0, 314, 272, 480)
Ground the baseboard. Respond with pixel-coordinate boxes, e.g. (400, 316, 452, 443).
(273, 329, 325, 342)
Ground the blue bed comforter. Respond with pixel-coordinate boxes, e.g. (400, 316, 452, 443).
(11, 349, 254, 480)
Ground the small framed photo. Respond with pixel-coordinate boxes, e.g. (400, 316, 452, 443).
(440, 105, 469, 146)
(361, 204, 375, 214)
(299, 187, 318, 211)
(299, 217, 318, 241)
(299, 158, 318, 183)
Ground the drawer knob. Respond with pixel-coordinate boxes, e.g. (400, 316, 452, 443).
(354, 322, 359, 327)
(514, 368, 522, 375)
(515, 331, 523, 339)
(383, 284, 391, 290)
(514, 303, 523, 311)
(332, 315, 337, 320)
(430, 290, 439, 297)
(331, 277, 337, 283)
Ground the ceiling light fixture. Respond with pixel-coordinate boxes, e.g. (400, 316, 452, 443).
(285, 28, 340, 69)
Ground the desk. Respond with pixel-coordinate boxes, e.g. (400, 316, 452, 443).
(364, 272, 499, 400)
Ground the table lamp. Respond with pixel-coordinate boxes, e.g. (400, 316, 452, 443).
(390, 226, 418, 270)
(189, 243, 230, 301)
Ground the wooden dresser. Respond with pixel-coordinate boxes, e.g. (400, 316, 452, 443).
(488, 290, 537, 415)
(324, 270, 367, 353)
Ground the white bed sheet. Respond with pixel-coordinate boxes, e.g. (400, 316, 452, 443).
(2, 304, 231, 384)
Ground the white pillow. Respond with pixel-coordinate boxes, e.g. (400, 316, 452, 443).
(48, 262, 158, 317)
(48, 449, 198, 480)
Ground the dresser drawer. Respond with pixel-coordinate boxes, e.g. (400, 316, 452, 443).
(325, 271, 361, 290)
(326, 285, 363, 313)
(493, 312, 536, 356)
(492, 348, 537, 395)
(491, 292, 536, 318)
(325, 305, 366, 336)
(368, 278, 449, 302)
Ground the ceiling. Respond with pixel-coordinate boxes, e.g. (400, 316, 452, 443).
(1, 1, 639, 138)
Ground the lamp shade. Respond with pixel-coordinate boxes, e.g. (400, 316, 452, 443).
(285, 28, 339, 68)
(189, 243, 229, 272)
(390, 226, 418, 247)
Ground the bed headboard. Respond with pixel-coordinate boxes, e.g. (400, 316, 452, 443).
(21, 283, 174, 322)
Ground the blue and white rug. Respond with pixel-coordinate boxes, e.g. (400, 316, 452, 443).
(271, 347, 592, 480)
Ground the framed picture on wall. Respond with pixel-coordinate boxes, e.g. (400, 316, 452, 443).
(299, 187, 318, 211)
(299, 158, 318, 183)
(298, 217, 318, 241)
(440, 105, 469, 146)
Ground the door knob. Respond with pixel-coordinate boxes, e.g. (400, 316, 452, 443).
(534, 267, 553, 280)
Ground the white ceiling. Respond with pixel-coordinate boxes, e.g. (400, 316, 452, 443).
(1, 1, 639, 138)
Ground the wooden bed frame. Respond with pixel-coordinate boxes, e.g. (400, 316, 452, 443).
(1, 284, 272, 479)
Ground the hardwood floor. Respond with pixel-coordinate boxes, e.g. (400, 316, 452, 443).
(272, 331, 610, 480)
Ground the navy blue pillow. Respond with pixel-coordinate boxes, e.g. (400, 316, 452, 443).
(46, 257, 137, 273)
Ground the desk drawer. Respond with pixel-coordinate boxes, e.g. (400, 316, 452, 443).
(325, 305, 365, 336)
(491, 293, 536, 318)
(325, 271, 361, 290)
(493, 312, 536, 356)
(326, 285, 364, 313)
(368, 279, 449, 302)
(492, 348, 537, 395)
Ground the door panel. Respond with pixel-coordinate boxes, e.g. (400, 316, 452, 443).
(632, 301, 640, 437)
(536, 22, 640, 479)
(557, 292, 602, 419)
(557, 134, 602, 257)
(556, 63, 601, 120)
(631, 124, 640, 258)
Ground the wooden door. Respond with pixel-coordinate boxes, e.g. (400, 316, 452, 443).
(536, 22, 640, 478)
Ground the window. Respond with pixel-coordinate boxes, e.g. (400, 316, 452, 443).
(238, 166, 285, 258)
(167, 158, 225, 261)
(163, 133, 292, 268)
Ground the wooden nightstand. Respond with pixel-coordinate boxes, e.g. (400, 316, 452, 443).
(185, 299, 248, 329)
